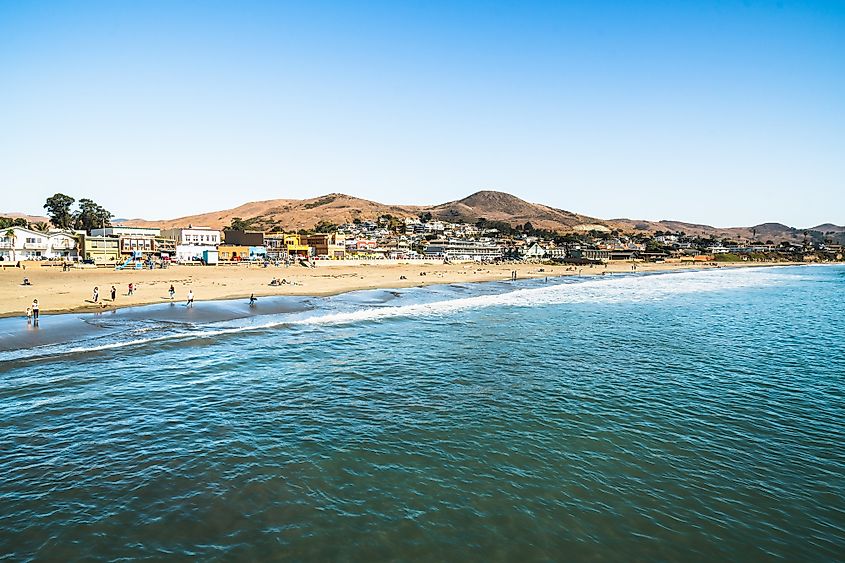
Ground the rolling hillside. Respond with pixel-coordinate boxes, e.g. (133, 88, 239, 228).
(116, 190, 839, 243)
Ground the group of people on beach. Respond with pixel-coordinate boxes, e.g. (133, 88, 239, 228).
(20, 282, 269, 324)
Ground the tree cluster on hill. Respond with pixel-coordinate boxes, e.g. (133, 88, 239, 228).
(0, 217, 29, 229)
(1, 217, 54, 232)
(43, 193, 113, 233)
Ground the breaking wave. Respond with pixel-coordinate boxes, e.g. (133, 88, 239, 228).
(0, 267, 797, 364)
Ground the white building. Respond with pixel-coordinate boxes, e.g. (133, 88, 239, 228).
(160, 226, 222, 262)
(0, 227, 79, 261)
(424, 239, 503, 262)
(91, 226, 161, 237)
(523, 243, 548, 259)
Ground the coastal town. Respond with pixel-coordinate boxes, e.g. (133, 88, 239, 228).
(3, 213, 844, 268)
(1, 191, 842, 319)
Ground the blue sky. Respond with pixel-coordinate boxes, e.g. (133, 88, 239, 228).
(1, 0, 842, 227)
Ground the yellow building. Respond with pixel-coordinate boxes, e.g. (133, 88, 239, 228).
(264, 233, 312, 259)
(217, 245, 250, 261)
(80, 235, 121, 264)
(284, 234, 311, 258)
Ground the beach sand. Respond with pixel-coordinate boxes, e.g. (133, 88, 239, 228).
(0, 260, 792, 318)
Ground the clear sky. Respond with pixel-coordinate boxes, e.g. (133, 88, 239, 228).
(1, 0, 842, 227)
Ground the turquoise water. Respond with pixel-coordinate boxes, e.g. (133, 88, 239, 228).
(1, 265, 844, 560)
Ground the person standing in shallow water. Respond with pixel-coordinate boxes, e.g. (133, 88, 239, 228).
(186, 290, 194, 307)
(31, 299, 39, 322)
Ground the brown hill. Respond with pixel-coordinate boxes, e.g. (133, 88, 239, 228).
(124, 194, 422, 232)
(429, 191, 606, 231)
(811, 223, 845, 233)
(117, 190, 834, 243)
(0, 211, 51, 224)
(122, 190, 603, 233)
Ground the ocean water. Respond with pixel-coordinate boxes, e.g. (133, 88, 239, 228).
(1, 265, 843, 560)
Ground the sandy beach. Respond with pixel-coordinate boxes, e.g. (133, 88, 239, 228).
(0, 260, 796, 318)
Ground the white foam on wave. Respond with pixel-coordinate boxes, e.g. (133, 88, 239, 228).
(276, 267, 791, 327)
(1, 267, 795, 362)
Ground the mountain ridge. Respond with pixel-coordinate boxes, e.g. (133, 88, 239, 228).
(72, 190, 840, 242)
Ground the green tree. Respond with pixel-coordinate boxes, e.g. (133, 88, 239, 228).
(30, 221, 49, 232)
(44, 193, 76, 229)
(4, 229, 16, 253)
(418, 212, 432, 223)
(314, 220, 337, 233)
(228, 217, 252, 231)
(74, 198, 113, 233)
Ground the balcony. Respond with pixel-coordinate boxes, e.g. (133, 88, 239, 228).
(23, 242, 48, 250)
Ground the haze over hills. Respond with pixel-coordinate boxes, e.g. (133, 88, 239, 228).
(8, 191, 840, 243)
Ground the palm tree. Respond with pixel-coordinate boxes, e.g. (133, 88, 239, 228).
(4, 228, 16, 262)
(30, 221, 49, 232)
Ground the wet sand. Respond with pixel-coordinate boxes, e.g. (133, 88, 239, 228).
(0, 260, 795, 319)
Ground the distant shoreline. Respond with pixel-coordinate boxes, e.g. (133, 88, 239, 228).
(0, 260, 813, 320)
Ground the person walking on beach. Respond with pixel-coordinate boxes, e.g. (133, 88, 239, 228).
(186, 290, 194, 307)
(110, 285, 117, 301)
(128, 283, 134, 296)
(31, 299, 39, 322)
(92, 287, 99, 303)
(169, 285, 175, 300)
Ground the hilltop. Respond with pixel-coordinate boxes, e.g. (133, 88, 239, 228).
(124, 194, 423, 232)
(123, 190, 610, 233)
(430, 191, 605, 232)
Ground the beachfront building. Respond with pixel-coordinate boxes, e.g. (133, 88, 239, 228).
(215, 244, 264, 262)
(161, 226, 222, 262)
(155, 236, 177, 259)
(546, 246, 567, 260)
(568, 248, 610, 261)
(423, 239, 503, 262)
(0, 227, 79, 261)
(91, 226, 161, 237)
(304, 233, 346, 259)
(218, 245, 250, 261)
(264, 233, 311, 260)
(264, 233, 286, 260)
(79, 234, 121, 264)
(90, 226, 175, 261)
(118, 234, 156, 258)
(523, 243, 548, 259)
(223, 230, 264, 247)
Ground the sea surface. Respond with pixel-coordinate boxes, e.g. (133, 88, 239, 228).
(1, 265, 843, 560)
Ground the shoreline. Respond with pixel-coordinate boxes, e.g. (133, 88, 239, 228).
(0, 260, 808, 319)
